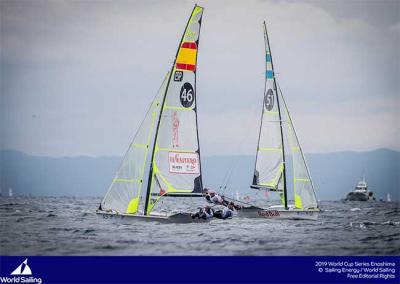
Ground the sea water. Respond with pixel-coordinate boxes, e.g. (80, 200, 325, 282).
(0, 196, 399, 255)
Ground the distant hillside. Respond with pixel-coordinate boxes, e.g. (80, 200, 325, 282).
(1, 149, 399, 201)
(201, 149, 400, 201)
(0, 150, 120, 197)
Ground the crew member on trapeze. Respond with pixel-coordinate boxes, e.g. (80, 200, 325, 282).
(203, 188, 243, 210)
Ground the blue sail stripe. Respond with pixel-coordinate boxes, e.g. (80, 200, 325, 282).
(266, 70, 274, 79)
(266, 54, 271, 62)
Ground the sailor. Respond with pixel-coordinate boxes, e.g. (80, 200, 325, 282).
(213, 204, 235, 219)
(203, 188, 213, 203)
(203, 188, 243, 209)
(203, 188, 227, 206)
(191, 205, 214, 220)
(210, 191, 225, 205)
(229, 201, 243, 210)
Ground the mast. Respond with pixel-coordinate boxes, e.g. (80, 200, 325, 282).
(263, 22, 288, 209)
(144, 5, 202, 215)
(193, 7, 204, 194)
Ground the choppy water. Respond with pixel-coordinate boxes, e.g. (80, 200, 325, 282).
(0, 196, 399, 256)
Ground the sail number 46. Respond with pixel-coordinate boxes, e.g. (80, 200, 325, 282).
(180, 82, 195, 108)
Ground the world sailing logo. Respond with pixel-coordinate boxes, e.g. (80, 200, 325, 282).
(0, 258, 42, 284)
(10, 259, 32, 275)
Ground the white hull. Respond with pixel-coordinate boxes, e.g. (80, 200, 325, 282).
(237, 206, 319, 221)
(96, 210, 210, 224)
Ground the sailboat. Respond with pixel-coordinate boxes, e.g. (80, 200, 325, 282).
(237, 22, 320, 220)
(96, 5, 206, 223)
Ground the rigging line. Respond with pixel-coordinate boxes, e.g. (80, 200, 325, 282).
(222, 195, 263, 208)
(220, 166, 235, 195)
(218, 97, 261, 196)
(219, 152, 239, 192)
(220, 148, 244, 195)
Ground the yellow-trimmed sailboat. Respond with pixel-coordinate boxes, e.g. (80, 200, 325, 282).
(97, 5, 207, 223)
(237, 22, 320, 220)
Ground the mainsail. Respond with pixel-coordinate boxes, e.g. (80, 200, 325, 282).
(145, 6, 204, 215)
(251, 21, 318, 210)
(100, 5, 204, 216)
(252, 23, 286, 197)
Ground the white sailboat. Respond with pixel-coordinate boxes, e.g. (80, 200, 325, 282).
(97, 5, 206, 223)
(237, 22, 320, 220)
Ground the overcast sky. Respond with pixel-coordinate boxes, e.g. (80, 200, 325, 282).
(1, 0, 399, 157)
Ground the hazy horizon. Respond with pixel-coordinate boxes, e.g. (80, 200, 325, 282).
(1, 148, 399, 201)
(0, 146, 399, 159)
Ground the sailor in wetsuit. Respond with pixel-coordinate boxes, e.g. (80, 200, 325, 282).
(203, 188, 228, 206)
(203, 188, 243, 210)
(213, 203, 235, 219)
(191, 205, 214, 220)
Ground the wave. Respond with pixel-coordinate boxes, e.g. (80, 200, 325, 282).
(350, 220, 399, 228)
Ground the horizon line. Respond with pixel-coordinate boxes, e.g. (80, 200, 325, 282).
(1, 147, 399, 159)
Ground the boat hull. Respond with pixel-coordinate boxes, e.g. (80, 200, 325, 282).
(345, 192, 375, 201)
(237, 206, 319, 220)
(96, 210, 210, 224)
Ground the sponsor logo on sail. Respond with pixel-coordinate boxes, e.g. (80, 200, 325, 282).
(168, 152, 200, 174)
(0, 258, 42, 284)
(174, 71, 183, 82)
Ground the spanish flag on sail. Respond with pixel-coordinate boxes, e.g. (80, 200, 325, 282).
(176, 42, 197, 72)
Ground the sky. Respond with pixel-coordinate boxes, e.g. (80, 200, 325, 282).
(1, 0, 399, 157)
